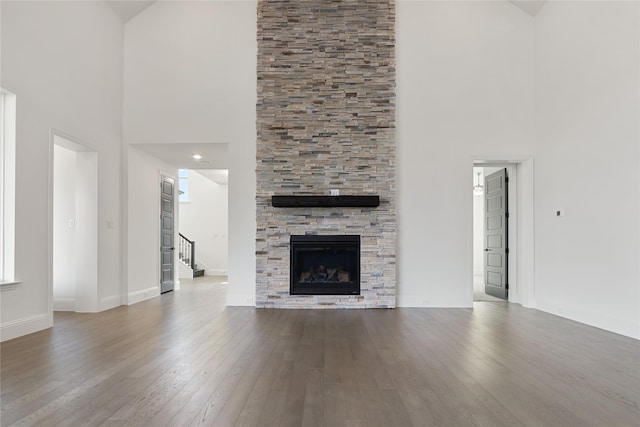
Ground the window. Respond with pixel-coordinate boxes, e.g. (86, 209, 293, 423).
(178, 169, 190, 203)
(0, 88, 16, 283)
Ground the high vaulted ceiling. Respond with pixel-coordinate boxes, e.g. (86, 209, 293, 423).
(105, 1, 155, 22)
(510, 1, 547, 17)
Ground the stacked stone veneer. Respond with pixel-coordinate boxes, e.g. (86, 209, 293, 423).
(256, 0, 396, 309)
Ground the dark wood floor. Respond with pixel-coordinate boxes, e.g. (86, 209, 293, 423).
(1, 277, 639, 427)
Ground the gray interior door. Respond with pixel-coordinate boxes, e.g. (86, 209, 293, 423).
(160, 176, 175, 293)
(484, 168, 508, 300)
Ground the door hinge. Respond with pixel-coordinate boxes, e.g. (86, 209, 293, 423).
(506, 212, 510, 218)
(505, 283, 509, 290)
(505, 176, 509, 183)
(506, 248, 510, 254)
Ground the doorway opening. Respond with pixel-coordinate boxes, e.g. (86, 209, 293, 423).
(52, 133, 98, 312)
(128, 143, 230, 296)
(177, 169, 229, 284)
(472, 158, 535, 307)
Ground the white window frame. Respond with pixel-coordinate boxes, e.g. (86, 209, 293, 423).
(178, 169, 190, 203)
(1, 88, 17, 285)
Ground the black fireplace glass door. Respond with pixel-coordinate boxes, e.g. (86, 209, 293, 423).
(290, 235, 360, 295)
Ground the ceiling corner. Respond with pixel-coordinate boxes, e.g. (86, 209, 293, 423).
(105, 1, 155, 23)
(509, 1, 546, 18)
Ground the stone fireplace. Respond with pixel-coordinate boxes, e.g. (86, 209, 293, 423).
(256, 0, 396, 309)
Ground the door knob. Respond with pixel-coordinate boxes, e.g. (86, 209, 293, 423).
(484, 248, 490, 252)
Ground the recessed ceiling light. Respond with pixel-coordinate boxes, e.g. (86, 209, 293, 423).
(192, 154, 202, 160)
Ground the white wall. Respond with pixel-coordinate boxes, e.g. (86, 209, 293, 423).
(74, 151, 99, 312)
(123, 1, 257, 306)
(53, 145, 77, 310)
(179, 171, 228, 275)
(534, 1, 640, 338)
(396, 1, 535, 307)
(0, 1, 123, 341)
(126, 146, 179, 304)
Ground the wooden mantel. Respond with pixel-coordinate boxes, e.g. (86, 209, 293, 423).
(271, 195, 380, 208)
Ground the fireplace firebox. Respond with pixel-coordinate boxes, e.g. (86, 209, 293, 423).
(290, 235, 360, 295)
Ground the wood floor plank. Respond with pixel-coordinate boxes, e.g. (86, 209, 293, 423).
(209, 311, 286, 427)
(233, 322, 292, 427)
(1, 278, 639, 427)
(301, 368, 324, 427)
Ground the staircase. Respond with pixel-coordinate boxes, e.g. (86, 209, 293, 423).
(179, 233, 205, 278)
(192, 265, 205, 278)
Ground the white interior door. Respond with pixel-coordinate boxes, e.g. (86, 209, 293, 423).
(484, 168, 508, 300)
(160, 175, 175, 293)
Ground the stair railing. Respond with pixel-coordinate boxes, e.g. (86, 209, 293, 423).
(178, 233, 196, 270)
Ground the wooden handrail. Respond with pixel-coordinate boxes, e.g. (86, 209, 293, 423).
(178, 233, 196, 270)
(179, 233, 194, 244)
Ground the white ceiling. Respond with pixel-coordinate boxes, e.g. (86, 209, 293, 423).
(196, 169, 229, 186)
(133, 143, 228, 170)
(509, 1, 546, 17)
(105, 1, 155, 22)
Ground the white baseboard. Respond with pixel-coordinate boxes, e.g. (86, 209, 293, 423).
(226, 293, 255, 306)
(397, 294, 472, 308)
(53, 298, 75, 312)
(1, 312, 51, 342)
(127, 286, 159, 305)
(535, 301, 640, 340)
(54, 296, 121, 312)
(100, 295, 122, 311)
(206, 269, 228, 276)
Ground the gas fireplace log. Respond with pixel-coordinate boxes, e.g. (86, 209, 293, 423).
(299, 267, 351, 283)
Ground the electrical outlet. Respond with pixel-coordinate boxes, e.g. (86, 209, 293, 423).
(330, 189, 339, 196)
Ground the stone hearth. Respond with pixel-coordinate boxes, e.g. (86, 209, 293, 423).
(255, 0, 396, 309)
